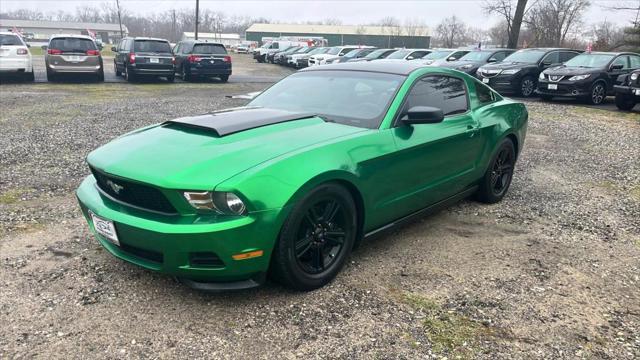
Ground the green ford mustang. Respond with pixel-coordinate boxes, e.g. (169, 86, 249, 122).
(76, 62, 528, 291)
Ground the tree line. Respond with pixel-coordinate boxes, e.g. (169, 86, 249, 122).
(0, 0, 638, 51)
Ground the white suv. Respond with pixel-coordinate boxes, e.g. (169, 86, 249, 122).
(308, 46, 361, 66)
(0, 32, 34, 81)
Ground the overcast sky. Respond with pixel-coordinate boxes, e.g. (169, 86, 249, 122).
(1, 0, 638, 29)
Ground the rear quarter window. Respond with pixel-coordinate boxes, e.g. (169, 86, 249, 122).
(192, 44, 227, 55)
(134, 40, 171, 53)
(0, 34, 23, 46)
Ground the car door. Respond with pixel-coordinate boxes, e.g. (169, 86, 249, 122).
(383, 75, 485, 218)
(607, 55, 631, 91)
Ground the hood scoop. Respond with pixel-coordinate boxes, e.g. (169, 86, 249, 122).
(163, 107, 316, 137)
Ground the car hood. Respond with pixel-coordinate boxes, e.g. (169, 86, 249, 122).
(543, 65, 601, 76)
(480, 62, 534, 71)
(87, 108, 366, 190)
(441, 60, 480, 68)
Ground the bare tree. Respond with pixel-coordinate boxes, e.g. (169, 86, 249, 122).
(488, 21, 510, 46)
(435, 15, 468, 47)
(483, 0, 531, 48)
(403, 17, 427, 37)
(591, 20, 625, 50)
(525, 0, 591, 46)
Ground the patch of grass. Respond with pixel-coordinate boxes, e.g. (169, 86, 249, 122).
(0, 189, 25, 204)
(403, 292, 486, 357)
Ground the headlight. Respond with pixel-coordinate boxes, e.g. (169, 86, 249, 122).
(183, 191, 247, 215)
(458, 64, 473, 70)
(501, 69, 520, 75)
(568, 74, 591, 81)
(631, 73, 639, 81)
(539, 72, 545, 80)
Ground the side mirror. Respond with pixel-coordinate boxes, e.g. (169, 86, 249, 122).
(26, 43, 31, 48)
(407, 56, 414, 60)
(111, 46, 117, 52)
(41, 45, 47, 50)
(447, 56, 457, 61)
(541, 61, 552, 67)
(402, 106, 444, 125)
(610, 64, 624, 71)
(487, 58, 497, 63)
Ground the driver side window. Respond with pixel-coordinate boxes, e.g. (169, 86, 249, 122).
(612, 56, 629, 69)
(402, 75, 468, 119)
(541, 51, 560, 65)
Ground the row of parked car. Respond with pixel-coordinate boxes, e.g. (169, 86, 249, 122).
(0, 32, 232, 83)
(251, 43, 640, 109)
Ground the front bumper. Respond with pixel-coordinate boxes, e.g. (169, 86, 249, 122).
(536, 79, 591, 98)
(614, 85, 640, 98)
(0, 57, 33, 72)
(477, 74, 520, 94)
(76, 176, 283, 289)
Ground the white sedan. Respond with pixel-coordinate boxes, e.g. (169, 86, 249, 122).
(0, 32, 34, 81)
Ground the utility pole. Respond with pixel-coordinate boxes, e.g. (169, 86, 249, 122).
(195, 0, 200, 40)
(171, 9, 176, 42)
(115, 0, 124, 40)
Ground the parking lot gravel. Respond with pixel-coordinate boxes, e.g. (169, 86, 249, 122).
(0, 80, 639, 359)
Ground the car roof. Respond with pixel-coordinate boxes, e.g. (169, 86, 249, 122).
(180, 40, 224, 45)
(516, 47, 578, 51)
(127, 37, 169, 42)
(578, 51, 638, 56)
(49, 34, 94, 40)
(300, 61, 427, 75)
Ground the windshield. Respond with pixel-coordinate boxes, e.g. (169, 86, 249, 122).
(192, 43, 227, 54)
(307, 47, 327, 55)
(260, 42, 271, 48)
(134, 40, 171, 53)
(365, 49, 393, 59)
(387, 49, 412, 59)
(564, 54, 615, 68)
(504, 50, 546, 63)
(458, 51, 492, 62)
(0, 34, 23, 46)
(248, 70, 405, 129)
(423, 51, 452, 60)
(327, 47, 341, 55)
(50, 37, 96, 52)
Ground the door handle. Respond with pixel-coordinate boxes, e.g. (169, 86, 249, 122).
(466, 125, 479, 138)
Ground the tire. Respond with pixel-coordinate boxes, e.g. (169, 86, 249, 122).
(97, 69, 105, 82)
(540, 94, 553, 101)
(124, 66, 135, 82)
(519, 76, 536, 97)
(46, 68, 55, 82)
(182, 66, 191, 82)
(588, 82, 607, 105)
(25, 70, 34, 82)
(615, 93, 637, 111)
(271, 183, 357, 291)
(219, 74, 229, 82)
(113, 61, 121, 76)
(476, 139, 516, 204)
(166, 75, 175, 83)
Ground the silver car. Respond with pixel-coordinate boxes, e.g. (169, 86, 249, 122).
(45, 35, 104, 81)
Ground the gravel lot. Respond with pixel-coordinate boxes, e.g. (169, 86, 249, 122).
(0, 80, 639, 359)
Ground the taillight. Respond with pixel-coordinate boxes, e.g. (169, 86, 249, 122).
(187, 55, 201, 63)
(86, 49, 100, 56)
(223, 56, 231, 63)
(47, 48, 62, 55)
(129, 53, 135, 64)
(172, 56, 176, 65)
(17, 48, 28, 55)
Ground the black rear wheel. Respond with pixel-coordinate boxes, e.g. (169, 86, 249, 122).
(615, 93, 637, 111)
(219, 75, 229, 82)
(476, 139, 516, 204)
(271, 183, 357, 291)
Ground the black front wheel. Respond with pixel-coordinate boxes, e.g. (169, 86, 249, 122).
(219, 75, 229, 82)
(271, 183, 357, 291)
(519, 76, 536, 97)
(588, 82, 607, 105)
(615, 94, 637, 111)
(476, 139, 516, 204)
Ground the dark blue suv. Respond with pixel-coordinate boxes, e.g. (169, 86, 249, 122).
(173, 40, 232, 82)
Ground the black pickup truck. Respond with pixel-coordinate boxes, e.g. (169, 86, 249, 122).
(614, 69, 640, 111)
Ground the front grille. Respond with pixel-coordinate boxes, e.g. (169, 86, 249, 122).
(189, 252, 225, 268)
(90, 167, 178, 215)
(120, 243, 164, 264)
